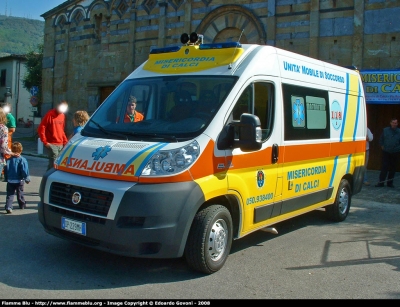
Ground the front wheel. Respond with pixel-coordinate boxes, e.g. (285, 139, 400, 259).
(326, 179, 351, 222)
(184, 205, 233, 274)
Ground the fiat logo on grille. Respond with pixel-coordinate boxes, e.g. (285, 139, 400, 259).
(72, 192, 82, 205)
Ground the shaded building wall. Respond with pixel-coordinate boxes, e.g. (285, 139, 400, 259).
(41, 0, 400, 170)
(0, 56, 31, 123)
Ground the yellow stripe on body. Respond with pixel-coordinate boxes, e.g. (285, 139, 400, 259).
(342, 74, 361, 142)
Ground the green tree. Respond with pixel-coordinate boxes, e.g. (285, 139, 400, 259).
(22, 43, 43, 115)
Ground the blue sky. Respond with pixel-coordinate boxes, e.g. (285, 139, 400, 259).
(0, 0, 65, 20)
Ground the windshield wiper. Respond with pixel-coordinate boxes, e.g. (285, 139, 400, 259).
(126, 131, 177, 142)
(89, 120, 128, 140)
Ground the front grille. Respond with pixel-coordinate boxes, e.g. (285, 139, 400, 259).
(49, 182, 114, 217)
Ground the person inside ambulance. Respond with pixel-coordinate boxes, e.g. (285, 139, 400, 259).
(119, 96, 144, 123)
(196, 90, 217, 113)
(168, 90, 195, 121)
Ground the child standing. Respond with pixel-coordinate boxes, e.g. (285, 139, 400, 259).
(69, 110, 89, 139)
(4, 142, 30, 214)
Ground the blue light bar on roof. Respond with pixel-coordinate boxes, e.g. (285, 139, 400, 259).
(199, 42, 242, 50)
(150, 46, 181, 54)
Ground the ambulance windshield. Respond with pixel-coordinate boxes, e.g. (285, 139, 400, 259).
(84, 76, 237, 141)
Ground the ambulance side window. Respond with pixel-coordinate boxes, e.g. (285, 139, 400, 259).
(254, 82, 274, 140)
(282, 83, 330, 141)
(231, 82, 274, 141)
(232, 87, 252, 120)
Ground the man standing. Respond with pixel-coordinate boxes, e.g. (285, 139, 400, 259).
(1, 103, 16, 180)
(3, 103, 16, 154)
(363, 127, 373, 186)
(375, 118, 400, 188)
(38, 100, 68, 170)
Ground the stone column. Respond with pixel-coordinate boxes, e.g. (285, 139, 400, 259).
(129, 4, 137, 71)
(63, 21, 70, 101)
(42, 18, 57, 114)
(183, 0, 192, 35)
(158, 0, 168, 47)
(309, 0, 320, 58)
(266, 0, 276, 46)
(352, 0, 365, 68)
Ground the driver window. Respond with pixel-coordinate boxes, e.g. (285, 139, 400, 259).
(254, 82, 274, 140)
(230, 82, 274, 141)
(232, 87, 252, 120)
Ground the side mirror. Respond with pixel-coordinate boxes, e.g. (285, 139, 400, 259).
(235, 113, 262, 151)
(217, 113, 262, 151)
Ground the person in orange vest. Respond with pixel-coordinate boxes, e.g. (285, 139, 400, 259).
(122, 96, 144, 123)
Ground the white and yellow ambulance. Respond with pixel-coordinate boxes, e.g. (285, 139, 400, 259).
(38, 33, 367, 274)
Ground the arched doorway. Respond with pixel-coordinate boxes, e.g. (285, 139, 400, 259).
(196, 5, 266, 44)
(214, 27, 248, 43)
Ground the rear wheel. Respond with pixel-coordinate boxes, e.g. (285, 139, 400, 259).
(184, 205, 233, 274)
(326, 179, 351, 222)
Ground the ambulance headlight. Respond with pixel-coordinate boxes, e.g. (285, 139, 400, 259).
(175, 153, 186, 167)
(161, 160, 172, 172)
(141, 141, 200, 176)
(152, 158, 161, 172)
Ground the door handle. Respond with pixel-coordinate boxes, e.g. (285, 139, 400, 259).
(272, 144, 279, 164)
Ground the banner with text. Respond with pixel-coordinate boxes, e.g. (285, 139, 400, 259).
(360, 69, 400, 104)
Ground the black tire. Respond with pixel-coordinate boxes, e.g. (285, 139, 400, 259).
(184, 205, 233, 274)
(326, 179, 351, 222)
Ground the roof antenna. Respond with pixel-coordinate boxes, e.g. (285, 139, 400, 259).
(228, 29, 244, 70)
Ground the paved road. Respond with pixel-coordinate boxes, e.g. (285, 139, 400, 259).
(0, 145, 399, 299)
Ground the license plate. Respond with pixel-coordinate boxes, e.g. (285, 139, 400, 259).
(61, 217, 86, 236)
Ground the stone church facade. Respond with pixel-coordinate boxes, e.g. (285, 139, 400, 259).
(41, 0, 400, 170)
